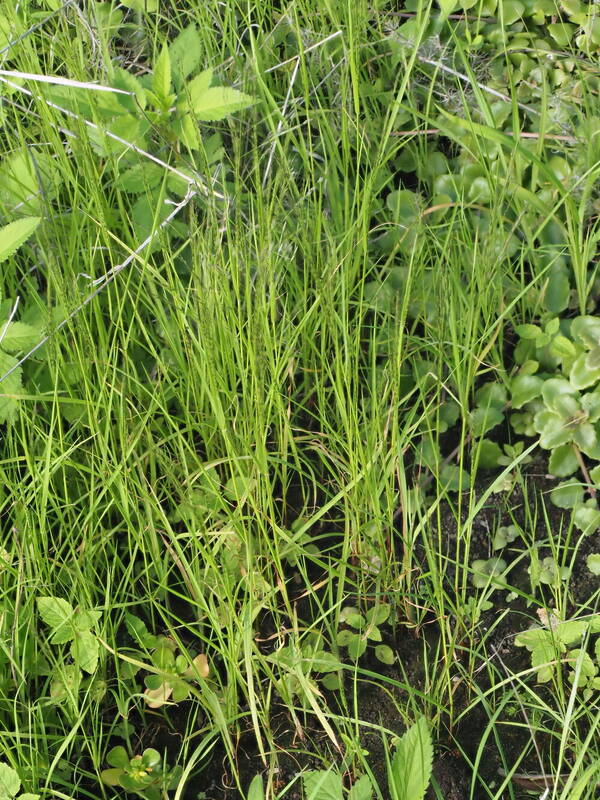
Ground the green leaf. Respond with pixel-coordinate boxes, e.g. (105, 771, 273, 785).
(375, 644, 395, 665)
(501, 0, 525, 23)
(389, 717, 433, 800)
(475, 382, 507, 408)
(37, 596, 74, 629)
(247, 774, 265, 800)
(437, 0, 459, 20)
(534, 409, 571, 449)
(586, 554, 600, 575)
(570, 353, 600, 390)
(366, 603, 390, 626)
(169, 24, 203, 90)
(545, 267, 570, 313)
(107, 746, 130, 769)
(571, 316, 600, 348)
(74, 608, 101, 632)
(510, 374, 543, 409)
(0, 763, 20, 799)
(548, 444, 578, 477)
(439, 464, 470, 491)
(573, 502, 600, 534)
(550, 480, 584, 509)
(348, 775, 373, 800)
(71, 630, 98, 674)
(115, 163, 164, 194)
(476, 439, 503, 468)
(515, 324, 541, 340)
(189, 86, 256, 121)
(0, 351, 23, 424)
(120, 0, 158, 12)
(152, 44, 172, 99)
(125, 613, 158, 648)
(531, 640, 559, 683)
(0, 217, 41, 264)
(0, 321, 41, 353)
(100, 768, 123, 787)
(470, 405, 503, 437)
(347, 636, 367, 660)
(303, 770, 344, 800)
(309, 651, 344, 673)
(547, 21, 577, 46)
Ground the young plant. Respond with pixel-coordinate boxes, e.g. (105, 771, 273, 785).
(101, 747, 182, 800)
(296, 716, 433, 800)
(37, 596, 101, 701)
(336, 603, 395, 664)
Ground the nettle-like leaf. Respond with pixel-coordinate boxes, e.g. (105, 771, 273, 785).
(168, 24, 203, 90)
(0, 763, 21, 799)
(0, 321, 42, 353)
(389, 716, 433, 800)
(303, 770, 344, 800)
(0, 351, 22, 424)
(152, 43, 172, 101)
(189, 85, 256, 121)
(0, 217, 41, 263)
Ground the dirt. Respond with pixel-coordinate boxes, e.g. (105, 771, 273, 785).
(124, 455, 600, 799)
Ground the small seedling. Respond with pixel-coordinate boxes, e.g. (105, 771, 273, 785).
(470, 557, 507, 589)
(336, 603, 395, 664)
(101, 747, 182, 800)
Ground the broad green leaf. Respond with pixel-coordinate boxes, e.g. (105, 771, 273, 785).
(50, 664, 81, 701)
(439, 464, 470, 491)
(510, 374, 543, 409)
(0, 351, 22, 424)
(572, 423, 600, 459)
(347, 636, 367, 659)
(303, 770, 344, 800)
(169, 24, 203, 90)
(555, 619, 588, 645)
(548, 444, 578, 477)
(0, 321, 41, 353)
(533, 410, 571, 449)
(590, 464, 600, 485)
(190, 86, 255, 121)
(74, 608, 101, 632)
(247, 774, 265, 800)
(573, 503, 600, 534)
(115, 163, 164, 194)
(470, 405, 503, 437)
(106, 745, 130, 769)
(586, 554, 600, 575)
(549, 334, 576, 360)
(0, 763, 20, 799)
(515, 324, 541, 340)
(348, 774, 373, 800)
(0, 217, 41, 264)
(37, 596, 74, 629)
(366, 603, 390, 626)
(570, 353, 600, 390)
(581, 389, 600, 422)
(71, 630, 98, 673)
(20, 794, 40, 800)
(119, 0, 158, 11)
(152, 43, 172, 99)
(567, 649, 597, 687)
(502, 0, 525, 23)
(308, 651, 344, 673)
(390, 717, 433, 800)
(100, 768, 123, 787)
(375, 644, 395, 665)
(550, 481, 584, 509)
(476, 439, 503, 468)
(571, 316, 600, 348)
(531, 640, 559, 682)
(545, 267, 570, 313)
(475, 382, 507, 408)
(437, 0, 459, 20)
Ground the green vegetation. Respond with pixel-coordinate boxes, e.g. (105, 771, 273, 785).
(2, 0, 600, 798)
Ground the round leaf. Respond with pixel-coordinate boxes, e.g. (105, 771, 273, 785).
(550, 481, 584, 509)
(548, 444, 578, 477)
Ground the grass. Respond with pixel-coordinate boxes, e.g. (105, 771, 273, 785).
(1, 0, 600, 798)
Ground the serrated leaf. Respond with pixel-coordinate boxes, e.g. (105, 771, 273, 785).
(390, 717, 433, 800)
(0, 350, 22, 423)
(348, 774, 373, 800)
(190, 86, 255, 121)
(0, 321, 42, 353)
(115, 163, 164, 194)
(71, 630, 98, 673)
(152, 44, 172, 99)
(0, 217, 41, 264)
(0, 762, 20, 798)
(120, 0, 158, 13)
(303, 770, 344, 800)
(169, 24, 202, 90)
(74, 608, 101, 632)
(37, 596, 74, 629)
